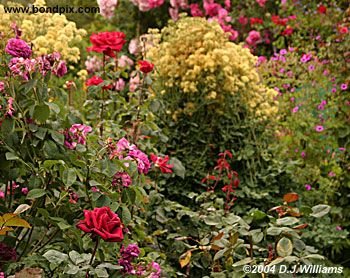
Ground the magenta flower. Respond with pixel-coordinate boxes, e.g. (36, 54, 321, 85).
(308, 65, 315, 71)
(315, 125, 324, 132)
(52, 60, 67, 77)
(340, 83, 348, 91)
(301, 151, 306, 158)
(148, 262, 162, 278)
(331, 87, 337, 93)
(97, 0, 118, 19)
(120, 243, 140, 260)
(300, 53, 312, 63)
(6, 97, 15, 117)
(0, 190, 5, 199)
(115, 78, 125, 91)
(305, 184, 312, 191)
(112, 172, 132, 187)
(246, 30, 261, 46)
(64, 124, 92, 149)
(5, 38, 32, 58)
(128, 149, 151, 174)
(336, 226, 343, 231)
(280, 49, 287, 55)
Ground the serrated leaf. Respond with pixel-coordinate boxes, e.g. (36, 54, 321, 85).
(43, 250, 68, 265)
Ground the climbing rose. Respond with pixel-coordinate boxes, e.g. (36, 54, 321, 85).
(76, 206, 124, 242)
(5, 38, 32, 58)
(87, 32, 126, 57)
(0, 81, 4, 92)
(138, 60, 154, 73)
(150, 153, 173, 173)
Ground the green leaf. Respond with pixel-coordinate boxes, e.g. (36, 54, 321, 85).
(232, 257, 253, 267)
(34, 128, 47, 140)
(203, 215, 220, 226)
(94, 267, 109, 278)
(51, 131, 64, 145)
(1, 118, 15, 134)
(5, 152, 19, 160)
(26, 189, 46, 199)
(310, 205, 331, 218)
(277, 237, 293, 257)
(62, 168, 76, 186)
(276, 217, 299, 226)
(213, 248, 228, 261)
(33, 104, 50, 123)
(122, 206, 131, 225)
(170, 157, 186, 179)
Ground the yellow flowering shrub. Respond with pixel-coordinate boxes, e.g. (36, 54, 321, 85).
(0, 0, 86, 63)
(147, 16, 278, 119)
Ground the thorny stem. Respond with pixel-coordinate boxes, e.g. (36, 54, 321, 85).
(86, 238, 99, 278)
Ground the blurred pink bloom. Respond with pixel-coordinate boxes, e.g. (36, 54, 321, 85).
(0, 191, 4, 199)
(340, 83, 348, 91)
(203, 0, 221, 16)
(300, 53, 312, 63)
(315, 125, 324, 132)
(292, 106, 299, 113)
(112, 172, 132, 187)
(115, 78, 125, 91)
(301, 151, 306, 158)
(336, 226, 343, 231)
(118, 55, 134, 68)
(97, 0, 118, 19)
(0, 81, 5, 92)
(85, 56, 103, 73)
(256, 0, 267, 7)
(64, 124, 92, 149)
(190, 3, 203, 17)
(21, 187, 28, 195)
(6, 97, 15, 117)
(128, 38, 140, 55)
(5, 38, 32, 58)
(246, 30, 261, 46)
(305, 184, 312, 191)
(328, 171, 336, 177)
(129, 72, 140, 92)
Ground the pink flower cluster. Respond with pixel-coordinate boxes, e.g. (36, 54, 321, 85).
(130, 0, 164, 12)
(9, 52, 67, 80)
(118, 244, 141, 275)
(108, 138, 151, 174)
(64, 124, 92, 150)
(97, 0, 118, 19)
(85, 56, 103, 73)
(169, 0, 188, 20)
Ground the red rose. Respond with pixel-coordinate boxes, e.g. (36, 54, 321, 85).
(87, 32, 126, 57)
(76, 206, 124, 242)
(138, 60, 154, 73)
(317, 5, 327, 14)
(86, 76, 112, 90)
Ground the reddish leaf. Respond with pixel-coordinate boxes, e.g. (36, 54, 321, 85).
(293, 223, 309, 230)
(283, 193, 299, 203)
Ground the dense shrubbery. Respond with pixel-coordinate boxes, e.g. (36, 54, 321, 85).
(0, 0, 349, 277)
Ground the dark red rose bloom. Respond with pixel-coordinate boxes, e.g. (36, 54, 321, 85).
(250, 17, 263, 25)
(76, 206, 124, 242)
(0, 243, 17, 261)
(317, 5, 327, 14)
(138, 60, 154, 74)
(87, 32, 126, 57)
(281, 26, 294, 36)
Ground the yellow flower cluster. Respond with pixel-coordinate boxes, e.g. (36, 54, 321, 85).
(0, 0, 86, 63)
(147, 16, 278, 119)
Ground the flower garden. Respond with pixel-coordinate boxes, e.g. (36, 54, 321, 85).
(0, 0, 349, 277)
